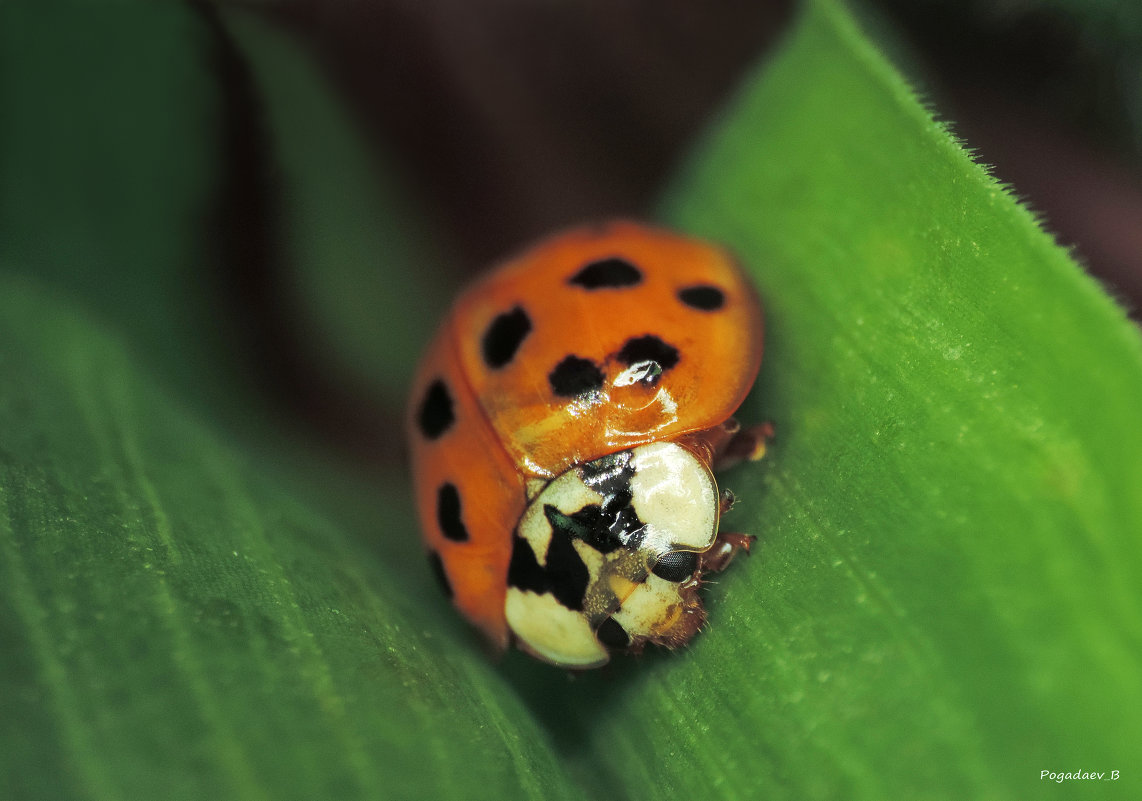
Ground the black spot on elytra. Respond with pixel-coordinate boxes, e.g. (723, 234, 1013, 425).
(416, 379, 454, 439)
(427, 551, 453, 598)
(481, 306, 532, 368)
(569, 257, 643, 289)
(618, 335, 680, 371)
(615, 336, 680, 387)
(651, 550, 699, 582)
(436, 482, 469, 542)
(548, 355, 605, 398)
(678, 284, 726, 311)
(508, 528, 590, 612)
(596, 617, 631, 648)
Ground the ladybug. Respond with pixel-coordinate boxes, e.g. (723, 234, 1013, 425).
(408, 221, 770, 669)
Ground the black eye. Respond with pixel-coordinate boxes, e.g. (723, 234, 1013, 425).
(651, 550, 699, 582)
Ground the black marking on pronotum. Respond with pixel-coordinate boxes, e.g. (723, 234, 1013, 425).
(546, 504, 629, 556)
(427, 551, 453, 598)
(580, 451, 645, 549)
(417, 379, 454, 439)
(436, 482, 469, 542)
(544, 449, 647, 556)
(596, 617, 631, 648)
(548, 355, 605, 398)
(481, 306, 532, 369)
(508, 529, 590, 611)
(678, 284, 726, 311)
(651, 550, 700, 582)
(569, 257, 643, 289)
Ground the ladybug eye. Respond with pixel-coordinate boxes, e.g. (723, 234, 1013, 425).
(651, 550, 699, 582)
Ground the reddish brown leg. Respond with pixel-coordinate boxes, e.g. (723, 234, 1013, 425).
(699, 531, 757, 573)
(677, 419, 774, 470)
(713, 420, 774, 471)
(719, 488, 737, 514)
(677, 418, 771, 575)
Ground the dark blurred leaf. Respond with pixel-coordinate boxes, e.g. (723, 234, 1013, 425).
(0, 3, 232, 414)
(222, 7, 452, 408)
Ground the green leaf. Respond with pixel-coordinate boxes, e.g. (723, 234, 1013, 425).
(647, 0, 1142, 797)
(0, 2, 233, 416)
(0, 276, 582, 801)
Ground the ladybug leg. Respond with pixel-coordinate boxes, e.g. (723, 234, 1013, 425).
(719, 488, 737, 515)
(700, 532, 757, 574)
(713, 420, 774, 472)
(688, 420, 770, 575)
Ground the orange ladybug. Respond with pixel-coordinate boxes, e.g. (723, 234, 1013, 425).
(408, 221, 769, 668)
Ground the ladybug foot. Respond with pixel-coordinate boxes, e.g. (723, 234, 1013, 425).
(714, 420, 774, 471)
(719, 488, 737, 514)
(700, 532, 757, 574)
